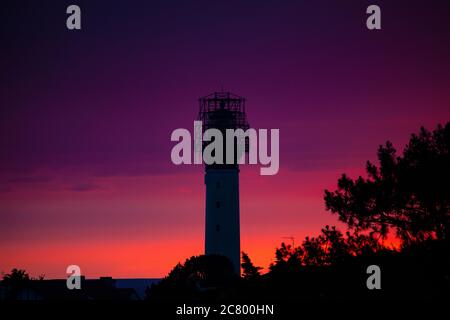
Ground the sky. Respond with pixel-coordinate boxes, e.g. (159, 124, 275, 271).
(1, 0, 450, 278)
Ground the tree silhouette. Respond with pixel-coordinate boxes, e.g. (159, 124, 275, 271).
(269, 225, 384, 273)
(269, 242, 303, 274)
(324, 123, 450, 244)
(2, 268, 30, 300)
(146, 255, 238, 301)
(241, 252, 262, 280)
(303, 225, 349, 265)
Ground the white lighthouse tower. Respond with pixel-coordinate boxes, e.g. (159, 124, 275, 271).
(198, 92, 249, 275)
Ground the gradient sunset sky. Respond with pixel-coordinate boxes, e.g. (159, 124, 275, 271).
(1, 0, 450, 278)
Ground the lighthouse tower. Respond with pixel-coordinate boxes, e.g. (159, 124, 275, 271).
(198, 92, 249, 275)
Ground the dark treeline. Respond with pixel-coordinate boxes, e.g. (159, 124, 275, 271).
(147, 123, 450, 301)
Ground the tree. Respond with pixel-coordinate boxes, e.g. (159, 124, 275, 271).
(2, 268, 31, 300)
(146, 255, 237, 300)
(2, 268, 30, 283)
(324, 123, 450, 244)
(301, 226, 351, 266)
(269, 242, 303, 273)
(241, 252, 262, 280)
(269, 225, 381, 272)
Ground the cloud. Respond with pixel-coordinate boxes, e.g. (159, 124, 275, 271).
(8, 175, 53, 184)
(69, 183, 100, 192)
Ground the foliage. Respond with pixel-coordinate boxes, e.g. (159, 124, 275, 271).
(270, 225, 385, 272)
(146, 255, 237, 300)
(324, 123, 450, 244)
(241, 252, 262, 280)
(1, 268, 31, 300)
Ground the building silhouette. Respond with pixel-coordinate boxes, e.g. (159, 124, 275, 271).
(198, 92, 249, 275)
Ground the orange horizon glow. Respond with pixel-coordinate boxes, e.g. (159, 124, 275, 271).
(0, 165, 405, 279)
(1, 168, 364, 279)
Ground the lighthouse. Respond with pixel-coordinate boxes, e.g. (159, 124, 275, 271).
(198, 92, 249, 275)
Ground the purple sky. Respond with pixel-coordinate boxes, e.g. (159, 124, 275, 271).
(1, 0, 450, 277)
